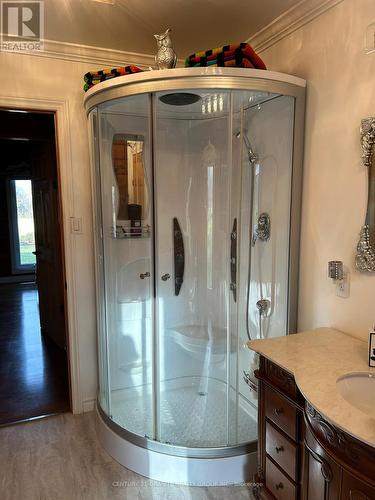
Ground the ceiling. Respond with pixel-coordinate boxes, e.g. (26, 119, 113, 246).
(44, 0, 301, 56)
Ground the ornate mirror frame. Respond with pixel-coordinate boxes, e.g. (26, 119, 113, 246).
(356, 117, 375, 272)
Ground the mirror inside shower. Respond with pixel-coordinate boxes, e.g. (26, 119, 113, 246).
(111, 134, 150, 238)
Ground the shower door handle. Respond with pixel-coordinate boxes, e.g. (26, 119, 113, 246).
(230, 218, 237, 302)
(173, 217, 184, 296)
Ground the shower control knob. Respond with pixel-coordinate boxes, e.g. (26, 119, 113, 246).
(256, 299, 270, 316)
(161, 273, 171, 281)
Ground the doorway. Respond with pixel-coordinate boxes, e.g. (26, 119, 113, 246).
(0, 109, 70, 425)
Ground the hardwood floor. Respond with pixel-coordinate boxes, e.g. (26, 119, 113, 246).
(0, 283, 70, 425)
(0, 412, 255, 500)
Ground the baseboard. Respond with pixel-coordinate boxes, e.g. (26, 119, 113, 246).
(82, 397, 96, 413)
(0, 275, 35, 284)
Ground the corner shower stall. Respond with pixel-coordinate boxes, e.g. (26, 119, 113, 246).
(85, 68, 305, 485)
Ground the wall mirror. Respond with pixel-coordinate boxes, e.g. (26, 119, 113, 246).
(112, 134, 148, 221)
(356, 117, 375, 272)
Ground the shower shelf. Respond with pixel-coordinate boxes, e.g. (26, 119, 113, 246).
(112, 234, 151, 240)
(112, 225, 151, 239)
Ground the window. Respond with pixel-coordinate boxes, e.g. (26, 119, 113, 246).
(8, 179, 36, 274)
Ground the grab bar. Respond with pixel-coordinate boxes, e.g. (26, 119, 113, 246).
(230, 218, 237, 302)
(173, 217, 184, 296)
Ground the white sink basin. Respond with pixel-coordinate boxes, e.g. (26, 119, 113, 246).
(336, 372, 375, 418)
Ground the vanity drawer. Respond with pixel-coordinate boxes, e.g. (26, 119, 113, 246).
(266, 420, 298, 481)
(265, 386, 297, 440)
(265, 456, 297, 500)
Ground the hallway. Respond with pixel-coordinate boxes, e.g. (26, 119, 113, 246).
(0, 283, 69, 425)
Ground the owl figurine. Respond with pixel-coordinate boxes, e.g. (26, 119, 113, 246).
(154, 28, 177, 69)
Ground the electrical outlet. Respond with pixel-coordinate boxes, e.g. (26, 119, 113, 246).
(336, 271, 350, 298)
(365, 22, 375, 54)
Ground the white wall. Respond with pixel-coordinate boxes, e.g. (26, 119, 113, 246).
(0, 48, 151, 411)
(258, 0, 375, 341)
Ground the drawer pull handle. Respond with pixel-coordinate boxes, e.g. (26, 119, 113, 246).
(274, 407, 284, 416)
(275, 445, 284, 453)
(275, 482, 284, 490)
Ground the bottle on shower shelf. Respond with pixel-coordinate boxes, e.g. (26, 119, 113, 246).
(128, 204, 142, 237)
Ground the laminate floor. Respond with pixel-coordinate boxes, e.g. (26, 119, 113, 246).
(0, 283, 70, 425)
(0, 412, 255, 500)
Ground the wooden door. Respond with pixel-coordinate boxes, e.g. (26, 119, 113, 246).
(112, 138, 129, 220)
(31, 141, 66, 350)
(133, 151, 145, 207)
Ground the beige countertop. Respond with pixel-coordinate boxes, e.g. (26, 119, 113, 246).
(247, 327, 375, 448)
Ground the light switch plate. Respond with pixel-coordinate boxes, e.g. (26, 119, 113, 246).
(70, 217, 82, 234)
(365, 22, 375, 54)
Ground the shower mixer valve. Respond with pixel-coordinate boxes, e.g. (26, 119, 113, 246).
(256, 299, 270, 316)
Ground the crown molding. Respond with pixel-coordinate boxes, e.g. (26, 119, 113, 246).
(0, 37, 157, 68)
(0, 0, 343, 67)
(247, 0, 344, 53)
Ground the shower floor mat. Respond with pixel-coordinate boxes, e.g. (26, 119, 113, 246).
(110, 376, 257, 448)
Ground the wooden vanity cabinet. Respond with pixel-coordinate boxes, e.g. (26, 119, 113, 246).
(253, 355, 375, 500)
(304, 402, 375, 500)
(254, 356, 305, 499)
(303, 424, 342, 499)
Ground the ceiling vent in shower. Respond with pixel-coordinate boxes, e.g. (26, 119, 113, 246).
(159, 93, 201, 106)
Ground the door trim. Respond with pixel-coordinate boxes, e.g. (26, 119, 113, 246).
(0, 96, 81, 413)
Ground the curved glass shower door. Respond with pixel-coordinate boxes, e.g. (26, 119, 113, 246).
(154, 90, 234, 447)
(95, 93, 155, 439)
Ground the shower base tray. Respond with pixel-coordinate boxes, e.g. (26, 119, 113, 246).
(110, 376, 257, 447)
(96, 377, 258, 485)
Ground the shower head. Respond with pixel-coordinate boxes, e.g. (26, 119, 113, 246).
(159, 93, 201, 106)
(235, 129, 258, 164)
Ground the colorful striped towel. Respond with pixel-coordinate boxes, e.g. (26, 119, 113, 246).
(185, 43, 266, 70)
(83, 65, 143, 92)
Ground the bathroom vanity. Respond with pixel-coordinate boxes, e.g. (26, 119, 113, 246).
(248, 328, 375, 499)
